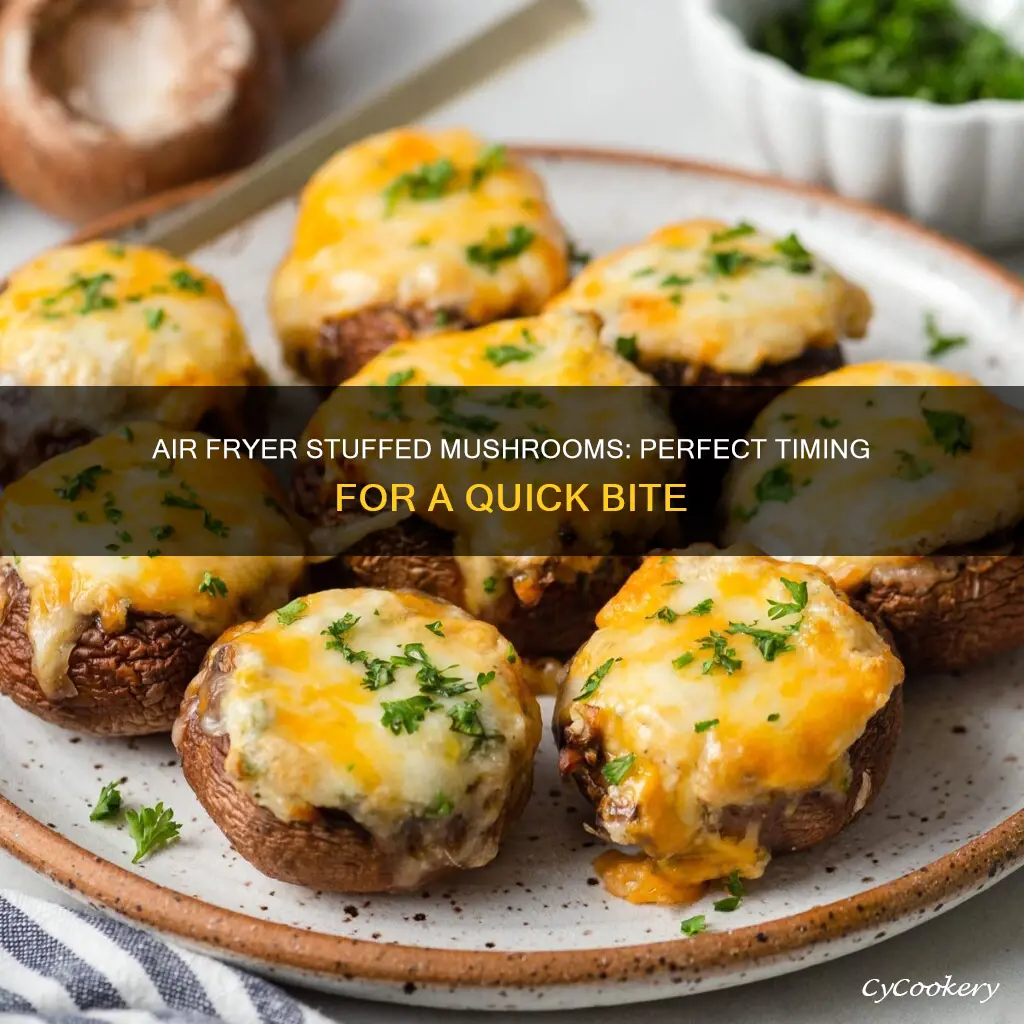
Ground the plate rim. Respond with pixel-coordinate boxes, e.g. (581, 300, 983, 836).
(4, 142, 1022, 993)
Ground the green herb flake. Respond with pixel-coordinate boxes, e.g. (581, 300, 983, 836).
(470, 144, 508, 190)
(198, 572, 228, 598)
(614, 335, 640, 362)
(893, 448, 934, 481)
(698, 632, 742, 675)
(485, 344, 534, 367)
(89, 779, 124, 821)
(381, 695, 442, 735)
(694, 718, 720, 733)
(686, 598, 714, 617)
(601, 753, 636, 785)
(170, 269, 206, 294)
(483, 576, 497, 594)
(925, 312, 968, 359)
(774, 233, 815, 273)
(425, 620, 445, 637)
(576, 657, 620, 700)
(711, 222, 756, 243)
(55, 465, 110, 502)
(466, 225, 535, 273)
(672, 652, 695, 670)
(646, 606, 679, 624)
(922, 406, 973, 455)
(424, 791, 454, 818)
(766, 578, 808, 620)
(126, 802, 182, 863)
(680, 914, 707, 937)
(276, 598, 308, 627)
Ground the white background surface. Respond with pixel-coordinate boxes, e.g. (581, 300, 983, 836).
(2, 1, 1023, 1020)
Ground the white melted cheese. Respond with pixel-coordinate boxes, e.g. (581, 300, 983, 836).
(0, 242, 258, 397)
(546, 219, 872, 374)
(560, 552, 903, 887)
(207, 588, 542, 879)
(0, 423, 306, 698)
(722, 362, 1024, 556)
(271, 127, 569, 357)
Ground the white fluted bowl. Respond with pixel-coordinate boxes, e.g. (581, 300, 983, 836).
(685, 0, 1024, 247)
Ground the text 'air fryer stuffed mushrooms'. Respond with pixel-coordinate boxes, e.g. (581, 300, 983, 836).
(0, 241, 262, 481)
(722, 362, 1024, 673)
(271, 127, 570, 385)
(294, 308, 682, 658)
(555, 551, 904, 904)
(546, 219, 871, 435)
(174, 588, 542, 892)
(0, 423, 306, 735)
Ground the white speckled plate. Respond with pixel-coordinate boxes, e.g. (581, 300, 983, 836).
(2, 148, 1024, 1011)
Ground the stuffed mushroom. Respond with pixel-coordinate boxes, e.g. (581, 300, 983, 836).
(293, 309, 682, 658)
(174, 588, 542, 891)
(271, 127, 570, 385)
(0, 423, 306, 735)
(555, 551, 904, 903)
(545, 219, 871, 436)
(721, 362, 1024, 673)
(0, 241, 262, 481)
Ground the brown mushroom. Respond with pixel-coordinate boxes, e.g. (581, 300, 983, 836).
(261, 0, 344, 52)
(0, 0, 285, 221)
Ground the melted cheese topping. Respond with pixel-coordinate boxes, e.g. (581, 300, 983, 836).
(271, 127, 569, 356)
(0, 423, 305, 698)
(722, 361, 1024, 556)
(0, 242, 257, 398)
(546, 219, 872, 374)
(199, 588, 541, 883)
(559, 552, 903, 894)
(302, 310, 680, 560)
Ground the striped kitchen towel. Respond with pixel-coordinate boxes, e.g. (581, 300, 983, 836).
(0, 890, 331, 1024)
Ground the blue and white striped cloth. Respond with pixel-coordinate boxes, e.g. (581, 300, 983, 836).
(0, 890, 331, 1024)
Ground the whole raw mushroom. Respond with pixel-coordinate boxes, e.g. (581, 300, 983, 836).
(0, 0, 285, 221)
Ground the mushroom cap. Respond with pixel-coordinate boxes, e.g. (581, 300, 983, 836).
(0, 0, 285, 221)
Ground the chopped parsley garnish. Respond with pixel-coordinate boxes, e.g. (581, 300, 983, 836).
(276, 598, 307, 627)
(126, 802, 182, 863)
(817, 416, 840, 429)
(55, 465, 109, 501)
(466, 225, 535, 273)
(161, 490, 201, 511)
(145, 308, 166, 330)
(424, 791, 454, 818)
(425, 621, 445, 637)
(446, 699, 490, 741)
(632, 266, 656, 278)
(697, 632, 742, 675)
(661, 273, 693, 288)
(708, 250, 757, 277)
(150, 524, 174, 541)
(102, 493, 123, 524)
(395, 643, 470, 696)
(383, 158, 456, 214)
(170, 269, 206, 294)
(694, 718, 720, 733)
(922, 406, 972, 455)
(614, 335, 640, 362)
(485, 344, 534, 367)
(766, 578, 808, 620)
(756, 465, 795, 504)
(646, 606, 678, 624)
(483, 576, 497, 594)
(567, 238, 592, 266)
(601, 753, 636, 785)
(373, 368, 416, 423)
(714, 870, 745, 911)
(89, 780, 124, 821)
(576, 657, 619, 700)
(198, 572, 228, 598)
(768, 712, 781, 722)
(476, 671, 496, 688)
(202, 510, 230, 538)
(686, 598, 714, 616)
(774, 233, 814, 273)
(506, 644, 518, 664)
(680, 914, 707, 937)
(470, 144, 507, 189)
(893, 448, 934, 481)
(711, 222, 756, 243)
(381, 695, 442, 735)
(924, 312, 968, 359)
(672, 652, 695, 670)
(727, 622, 797, 662)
